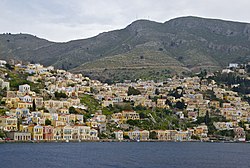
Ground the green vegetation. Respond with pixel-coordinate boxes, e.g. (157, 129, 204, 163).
(149, 131, 157, 139)
(45, 119, 52, 126)
(8, 72, 30, 89)
(124, 107, 183, 130)
(69, 106, 77, 114)
(0, 130, 5, 139)
(6, 70, 44, 93)
(32, 100, 36, 111)
(215, 130, 235, 138)
(245, 131, 250, 141)
(102, 108, 113, 116)
(0, 108, 6, 116)
(80, 94, 101, 113)
(191, 135, 200, 140)
(175, 100, 186, 110)
(54, 91, 67, 99)
(212, 72, 250, 95)
(127, 86, 141, 96)
(194, 116, 228, 135)
(123, 135, 130, 139)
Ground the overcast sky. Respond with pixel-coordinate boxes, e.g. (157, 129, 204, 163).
(1, 0, 250, 42)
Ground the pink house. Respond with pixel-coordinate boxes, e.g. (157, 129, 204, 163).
(43, 125, 54, 141)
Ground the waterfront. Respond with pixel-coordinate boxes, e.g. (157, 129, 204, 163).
(1, 142, 250, 168)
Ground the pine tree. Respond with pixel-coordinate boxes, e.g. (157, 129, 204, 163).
(32, 100, 36, 111)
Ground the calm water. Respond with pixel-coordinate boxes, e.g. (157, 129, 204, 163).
(0, 142, 250, 168)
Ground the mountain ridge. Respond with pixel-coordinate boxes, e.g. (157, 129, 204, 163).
(1, 16, 250, 82)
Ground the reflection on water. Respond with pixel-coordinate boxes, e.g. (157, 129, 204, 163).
(0, 142, 249, 168)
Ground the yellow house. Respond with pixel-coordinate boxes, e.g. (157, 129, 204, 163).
(102, 100, 113, 107)
(153, 130, 180, 141)
(153, 130, 166, 140)
(63, 125, 75, 140)
(62, 101, 71, 109)
(122, 110, 140, 121)
(53, 126, 64, 140)
(67, 98, 81, 106)
(79, 86, 91, 93)
(210, 101, 220, 108)
(42, 112, 52, 120)
(0, 116, 18, 131)
(86, 121, 98, 129)
(68, 114, 76, 123)
(75, 125, 91, 140)
(58, 114, 68, 124)
(157, 99, 167, 108)
(198, 108, 209, 117)
(57, 108, 69, 114)
(52, 120, 65, 127)
(142, 99, 153, 108)
(222, 103, 231, 108)
(4, 97, 20, 108)
(111, 112, 123, 123)
(17, 102, 32, 109)
(44, 100, 63, 109)
(194, 124, 208, 139)
(75, 114, 84, 124)
(28, 125, 43, 140)
(20, 125, 29, 133)
(125, 130, 149, 141)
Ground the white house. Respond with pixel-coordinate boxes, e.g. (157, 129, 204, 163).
(20, 95, 32, 103)
(19, 84, 30, 93)
(114, 130, 124, 140)
(0, 60, 7, 67)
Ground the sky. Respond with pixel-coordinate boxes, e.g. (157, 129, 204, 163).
(1, 0, 250, 42)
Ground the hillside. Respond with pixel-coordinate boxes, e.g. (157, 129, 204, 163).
(1, 16, 250, 81)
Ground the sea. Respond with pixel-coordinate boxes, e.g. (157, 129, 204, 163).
(0, 142, 249, 168)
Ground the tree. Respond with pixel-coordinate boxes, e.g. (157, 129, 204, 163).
(45, 119, 51, 126)
(191, 135, 200, 140)
(32, 100, 36, 111)
(155, 88, 160, 95)
(127, 86, 141, 96)
(133, 105, 146, 111)
(246, 132, 250, 141)
(168, 88, 183, 99)
(54, 91, 67, 99)
(127, 119, 139, 126)
(149, 131, 157, 139)
(0, 131, 5, 139)
(175, 100, 186, 109)
(204, 111, 210, 125)
(139, 112, 147, 119)
(165, 99, 172, 108)
(0, 108, 6, 116)
(5, 63, 13, 70)
(69, 106, 77, 114)
(123, 135, 130, 139)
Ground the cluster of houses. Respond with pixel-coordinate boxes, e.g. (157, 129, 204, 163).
(0, 59, 249, 142)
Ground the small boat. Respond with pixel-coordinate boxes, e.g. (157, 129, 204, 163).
(66, 139, 69, 143)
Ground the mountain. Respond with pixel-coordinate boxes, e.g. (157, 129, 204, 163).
(1, 16, 250, 82)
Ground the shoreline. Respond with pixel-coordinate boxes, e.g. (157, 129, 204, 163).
(0, 139, 247, 144)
